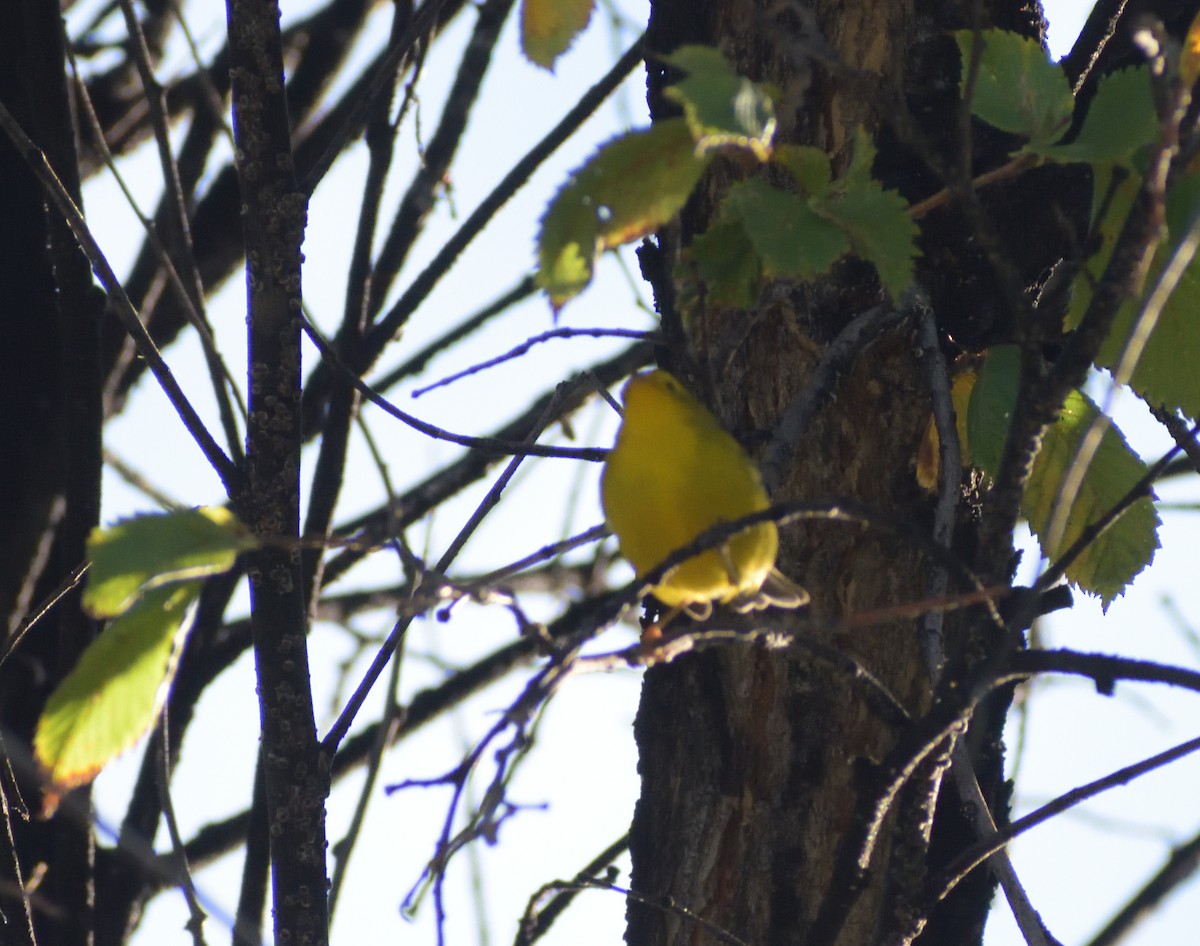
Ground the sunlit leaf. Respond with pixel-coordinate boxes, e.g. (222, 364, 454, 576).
(1024, 390, 1159, 607)
(35, 582, 200, 806)
(536, 119, 710, 310)
(955, 29, 1073, 148)
(84, 506, 254, 618)
(520, 0, 594, 71)
(663, 45, 776, 159)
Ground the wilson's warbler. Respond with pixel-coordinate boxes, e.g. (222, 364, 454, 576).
(601, 370, 808, 618)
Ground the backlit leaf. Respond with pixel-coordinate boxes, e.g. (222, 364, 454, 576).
(967, 346, 1159, 606)
(35, 582, 200, 805)
(1023, 390, 1159, 607)
(84, 506, 254, 618)
(536, 119, 710, 310)
(520, 0, 594, 71)
(1068, 169, 1200, 418)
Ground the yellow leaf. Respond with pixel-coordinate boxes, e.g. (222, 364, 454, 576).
(916, 367, 976, 491)
(1183, 11, 1200, 89)
(520, 0, 594, 71)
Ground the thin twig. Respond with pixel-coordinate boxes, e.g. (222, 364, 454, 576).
(1036, 438, 1183, 593)
(362, 277, 538, 407)
(112, 0, 245, 463)
(0, 99, 240, 493)
(413, 329, 656, 397)
(515, 834, 630, 946)
(299, 312, 607, 461)
(915, 291, 957, 681)
(1085, 828, 1200, 946)
(154, 712, 208, 946)
(1042, 185, 1200, 561)
(321, 381, 570, 754)
(760, 302, 901, 494)
(929, 734, 1200, 907)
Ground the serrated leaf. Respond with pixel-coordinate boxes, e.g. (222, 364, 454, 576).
(1042, 67, 1156, 165)
(817, 185, 918, 298)
(773, 144, 832, 196)
(955, 29, 1073, 147)
(35, 582, 199, 802)
(536, 119, 710, 310)
(723, 177, 849, 278)
(967, 346, 1159, 606)
(520, 0, 594, 71)
(1024, 390, 1159, 607)
(84, 506, 254, 618)
(663, 45, 776, 159)
(1094, 259, 1200, 418)
(688, 217, 761, 307)
(1069, 169, 1200, 418)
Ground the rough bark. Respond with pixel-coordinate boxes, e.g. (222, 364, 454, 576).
(626, 2, 1079, 945)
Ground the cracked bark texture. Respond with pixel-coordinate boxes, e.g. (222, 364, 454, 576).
(625, 3, 1069, 945)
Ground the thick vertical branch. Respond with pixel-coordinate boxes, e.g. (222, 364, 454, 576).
(224, 1, 328, 944)
(627, 2, 1057, 946)
(0, 1, 103, 942)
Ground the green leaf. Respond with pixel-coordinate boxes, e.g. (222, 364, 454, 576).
(1042, 67, 1157, 165)
(84, 506, 254, 619)
(520, 0, 594, 71)
(967, 346, 1159, 606)
(967, 344, 1021, 476)
(1064, 163, 1141, 331)
(841, 127, 879, 190)
(35, 582, 200, 797)
(723, 177, 849, 278)
(1068, 169, 1200, 418)
(688, 217, 761, 308)
(817, 185, 918, 299)
(1094, 259, 1200, 418)
(955, 29, 1073, 148)
(536, 119, 711, 310)
(663, 45, 776, 159)
(772, 144, 832, 196)
(1024, 390, 1159, 607)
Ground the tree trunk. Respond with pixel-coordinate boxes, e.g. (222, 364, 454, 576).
(0, 1, 105, 943)
(625, 2, 1073, 945)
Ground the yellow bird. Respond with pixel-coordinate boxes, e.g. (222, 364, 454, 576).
(601, 370, 808, 618)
